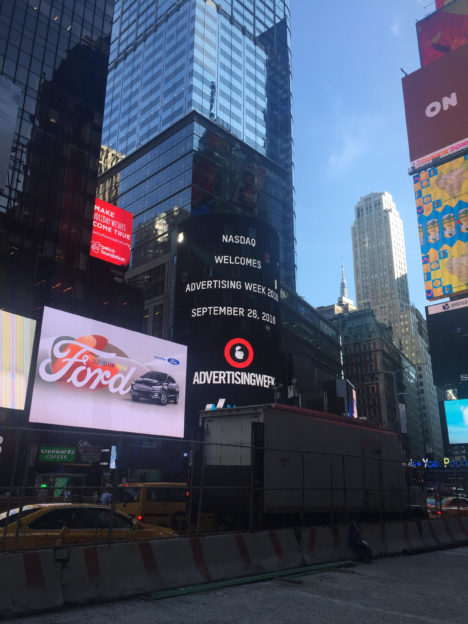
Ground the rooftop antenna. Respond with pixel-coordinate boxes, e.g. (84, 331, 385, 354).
(340, 258, 349, 300)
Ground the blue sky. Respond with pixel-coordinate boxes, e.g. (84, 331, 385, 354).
(290, 0, 435, 315)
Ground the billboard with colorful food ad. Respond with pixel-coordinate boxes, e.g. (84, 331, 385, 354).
(414, 155, 468, 300)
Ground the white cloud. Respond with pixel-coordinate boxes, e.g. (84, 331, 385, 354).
(328, 130, 366, 173)
(462, 405, 468, 426)
(391, 17, 401, 37)
(326, 106, 385, 175)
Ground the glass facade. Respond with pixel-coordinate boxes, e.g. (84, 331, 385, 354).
(100, 0, 295, 287)
(0, 1, 141, 326)
(280, 285, 341, 410)
(98, 112, 293, 279)
(103, 0, 291, 164)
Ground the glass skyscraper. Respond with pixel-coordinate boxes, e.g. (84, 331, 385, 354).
(0, 1, 141, 327)
(98, 0, 295, 294)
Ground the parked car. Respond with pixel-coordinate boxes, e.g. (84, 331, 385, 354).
(427, 496, 468, 518)
(116, 482, 189, 530)
(130, 371, 179, 405)
(115, 482, 215, 532)
(0, 503, 176, 551)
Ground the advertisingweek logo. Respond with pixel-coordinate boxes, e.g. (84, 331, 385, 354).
(192, 337, 274, 388)
(224, 338, 254, 368)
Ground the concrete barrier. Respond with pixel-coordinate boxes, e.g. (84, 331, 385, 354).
(419, 519, 441, 549)
(61, 529, 302, 605)
(360, 522, 387, 557)
(0, 550, 64, 617)
(144, 536, 210, 589)
(383, 521, 411, 554)
(4, 518, 468, 617)
(301, 525, 354, 565)
(389, 520, 425, 553)
(242, 529, 302, 573)
(459, 517, 468, 537)
(429, 518, 455, 547)
(360, 521, 425, 556)
(444, 518, 468, 545)
(197, 533, 254, 580)
(63, 540, 166, 605)
(404, 520, 425, 552)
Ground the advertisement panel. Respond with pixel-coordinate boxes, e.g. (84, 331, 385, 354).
(38, 447, 76, 463)
(402, 43, 468, 170)
(0, 76, 21, 196)
(90, 198, 133, 266)
(444, 398, 468, 444)
(417, 0, 468, 67)
(174, 214, 280, 431)
(414, 155, 468, 300)
(0, 311, 36, 410)
(426, 297, 468, 385)
(29, 307, 187, 437)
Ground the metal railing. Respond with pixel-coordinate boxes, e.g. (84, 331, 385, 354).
(0, 423, 447, 552)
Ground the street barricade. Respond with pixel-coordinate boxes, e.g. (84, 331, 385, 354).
(301, 524, 354, 565)
(0, 550, 63, 618)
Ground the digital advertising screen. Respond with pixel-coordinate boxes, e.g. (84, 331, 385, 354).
(414, 154, 468, 300)
(417, 0, 468, 67)
(90, 198, 133, 266)
(29, 307, 187, 437)
(0, 310, 36, 410)
(426, 297, 468, 386)
(402, 42, 468, 171)
(174, 214, 281, 429)
(445, 398, 468, 444)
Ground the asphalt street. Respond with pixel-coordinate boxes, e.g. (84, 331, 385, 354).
(9, 546, 468, 624)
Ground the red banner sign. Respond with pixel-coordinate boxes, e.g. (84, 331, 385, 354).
(90, 198, 133, 266)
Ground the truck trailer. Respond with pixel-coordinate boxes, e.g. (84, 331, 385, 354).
(195, 403, 425, 528)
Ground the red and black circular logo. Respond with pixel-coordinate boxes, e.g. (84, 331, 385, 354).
(224, 338, 254, 369)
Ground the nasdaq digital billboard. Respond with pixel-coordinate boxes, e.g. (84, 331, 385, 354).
(417, 0, 468, 67)
(30, 307, 187, 437)
(445, 398, 468, 445)
(402, 43, 468, 171)
(0, 310, 36, 410)
(174, 214, 280, 429)
(426, 298, 468, 386)
(414, 155, 468, 300)
(90, 198, 133, 266)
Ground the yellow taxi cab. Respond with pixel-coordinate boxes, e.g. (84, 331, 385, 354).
(0, 503, 176, 551)
(427, 496, 468, 518)
(115, 482, 190, 531)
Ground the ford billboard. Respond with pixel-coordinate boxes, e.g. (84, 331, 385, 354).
(29, 307, 187, 437)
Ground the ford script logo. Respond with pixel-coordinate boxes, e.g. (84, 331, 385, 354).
(168, 358, 180, 365)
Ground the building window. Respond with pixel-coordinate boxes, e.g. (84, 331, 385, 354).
(152, 304, 164, 337)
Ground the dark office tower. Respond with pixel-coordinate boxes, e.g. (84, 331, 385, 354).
(0, 1, 140, 327)
(99, 0, 295, 293)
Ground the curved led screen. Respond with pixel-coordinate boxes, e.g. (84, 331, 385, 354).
(174, 214, 281, 427)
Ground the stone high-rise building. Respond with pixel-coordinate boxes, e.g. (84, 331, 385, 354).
(352, 191, 443, 457)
